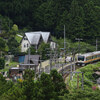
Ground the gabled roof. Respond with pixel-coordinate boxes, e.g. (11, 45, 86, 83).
(40, 32, 50, 43)
(25, 31, 50, 45)
(25, 32, 41, 45)
(24, 55, 40, 66)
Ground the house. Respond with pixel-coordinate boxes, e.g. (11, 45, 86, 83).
(19, 55, 40, 71)
(20, 31, 52, 52)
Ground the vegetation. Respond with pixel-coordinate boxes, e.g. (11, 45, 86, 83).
(29, 42, 50, 60)
(0, 69, 66, 100)
(0, 0, 99, 43)
(0, 63, 100, 100)
(0, 0, 100, 99)
(58, 62, 100, 100)
(0, 58, 5, 69)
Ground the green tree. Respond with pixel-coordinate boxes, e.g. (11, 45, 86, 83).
(9, 24, 18, 36)
(7, 37, 19, 54)
(0, 74, 13, 96)
(50, 69, 66, 95)
(84, 1, 100, 43)
(1, 85, 26, 100)
(0, 58, 5, 69)
(23, 69, 35, 81)
(0, 37, 6, 52)
(67, 0, 85, 40)
(23, 69, 35, 100)
(36, 72, 57, 100)
(38, 42, 50, 60)
(29, 46, 36, 55)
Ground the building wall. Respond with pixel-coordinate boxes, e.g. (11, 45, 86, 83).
(50, 42, 56, 50)
(21, 36, 30, 52)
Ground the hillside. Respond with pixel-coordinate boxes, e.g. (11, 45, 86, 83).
(0, 0, 99, 43)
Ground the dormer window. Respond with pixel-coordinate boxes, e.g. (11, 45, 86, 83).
(24, 37, 28, 40)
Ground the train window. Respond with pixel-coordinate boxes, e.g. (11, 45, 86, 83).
(78, 56, 84, 61)
(93, 55, 97, 58)
(97, 55, 100, 57)
(86, 56, 92, 60)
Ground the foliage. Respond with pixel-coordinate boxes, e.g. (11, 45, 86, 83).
(36, 72, 58, 100)
(1, 85, 26, 100)
(9, 24, 19, 36)
(50, 69, 67, 95)
(0, 58, 5, 69)
(7, 37, 20, 55)
(15, 34, 22, 43)
(29, 46, 37, 55)
(38, 42, 50, 60)
(67, 62, 100, 90)
(23, 69, 35, 81)
(52, 37, 95, 54)
(0, 69, 68, 100)
(0, 37, 6, 52)
(0, 74, 13, 96)
(60, 89, 100, 100)
(0, 0, 99, 43)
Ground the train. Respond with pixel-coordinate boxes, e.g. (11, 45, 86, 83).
(76, 51, 100, 66)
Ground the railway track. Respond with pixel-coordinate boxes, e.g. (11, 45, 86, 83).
(60, 61, 99, 81)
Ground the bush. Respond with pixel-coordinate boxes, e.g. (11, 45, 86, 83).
(0, 58, 5, 69)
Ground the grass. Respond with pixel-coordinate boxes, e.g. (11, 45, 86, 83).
(0, 61, 19, 72)
(15, 35, 22, 43)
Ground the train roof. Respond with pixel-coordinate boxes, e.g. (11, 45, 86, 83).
(79, 51, 100, 57)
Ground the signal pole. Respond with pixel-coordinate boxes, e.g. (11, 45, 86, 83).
(64, 25, 66, 63)
(96, 38, 98, 51)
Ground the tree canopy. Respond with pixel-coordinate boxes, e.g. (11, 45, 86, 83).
(0, 0, 99, 43)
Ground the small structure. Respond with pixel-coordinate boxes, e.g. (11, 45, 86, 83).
(9, 67, 25, 79)
(19, 55, 40, 71)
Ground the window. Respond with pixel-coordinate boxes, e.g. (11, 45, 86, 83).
(24, 37, 28, 40)
(93, 55, 97, 59)
(78, 56, 84, 61)
(27, 43, 28, 47)
(86, 56, 92, 61)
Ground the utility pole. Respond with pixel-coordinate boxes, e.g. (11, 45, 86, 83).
(70, 57, 73, 80)
(81, 73, 84, 90)
(28, 48, 30, 68)
(0, 20, 2, 33)
(64, 25, 66, 63)
(62, 63, 64, 76)
(73, 53, 76, 71)
(96, 38, 98, 51)
(39, 57, 42, 76)
(65, 71, 84, 90)
(50, 51, 52, 72)
(77, 74, 79, 89)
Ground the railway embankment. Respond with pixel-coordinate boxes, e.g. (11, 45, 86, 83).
(65, 62, 100, 90)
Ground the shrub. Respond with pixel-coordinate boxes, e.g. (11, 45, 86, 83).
(0, 58, 5, 69)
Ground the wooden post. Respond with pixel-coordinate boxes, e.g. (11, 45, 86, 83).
(77, 74, 79, 89)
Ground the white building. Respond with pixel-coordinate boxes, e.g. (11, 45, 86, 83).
(20, 31, 53, 52)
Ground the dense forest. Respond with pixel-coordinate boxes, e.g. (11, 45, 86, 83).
(0, 0, 100, 43)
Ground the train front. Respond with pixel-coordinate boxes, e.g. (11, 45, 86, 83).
(76, 55, 85, 66)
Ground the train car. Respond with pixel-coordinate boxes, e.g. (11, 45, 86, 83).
(76, 51, 100, 66)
